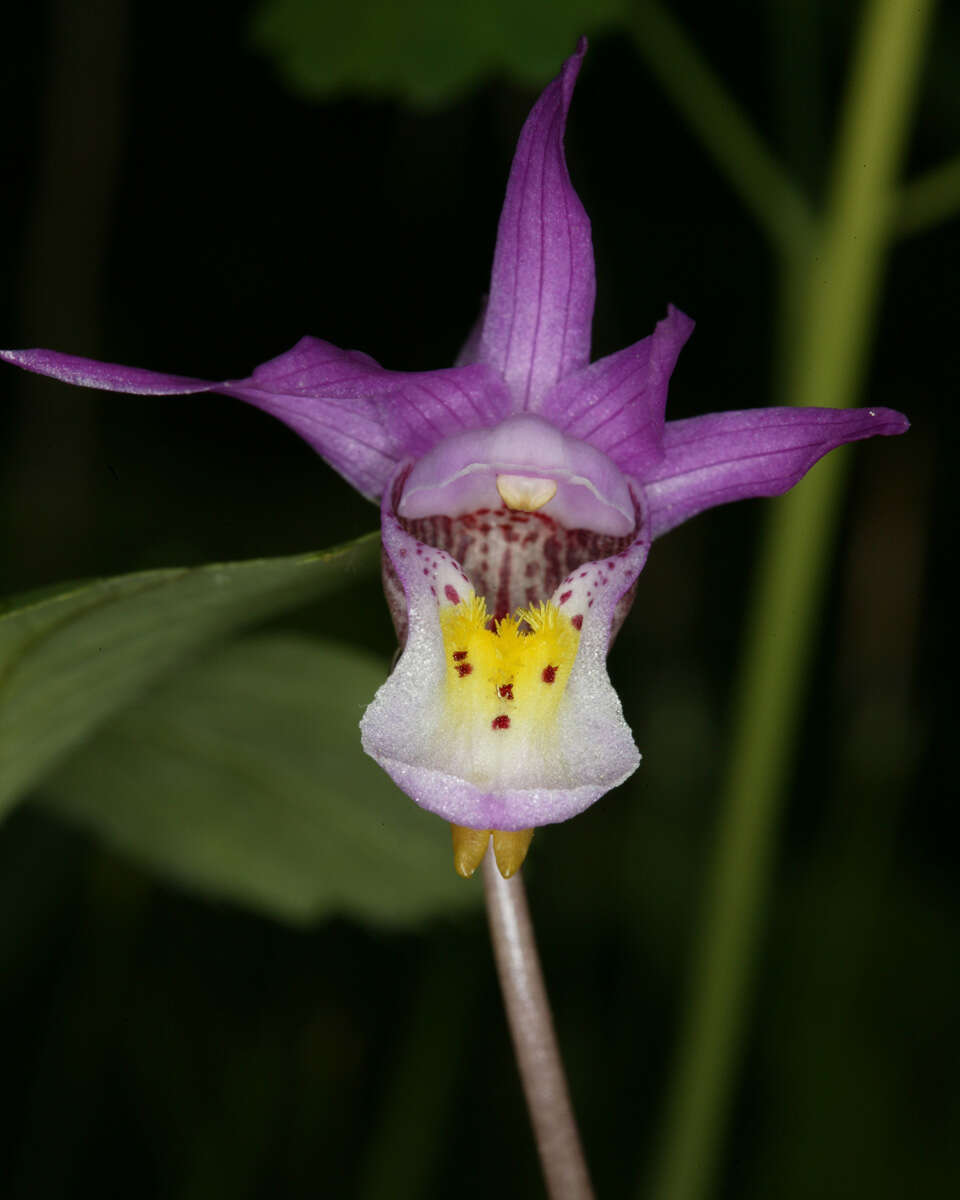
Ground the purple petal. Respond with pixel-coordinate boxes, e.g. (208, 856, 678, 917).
(542, 305, 694, 475)
(477, 39, 595, 411)
(371, 368, 511, 460)
(214, 337, 396, 497)
(454, 298, 487, 366)
(0, 348, 215, 394)
(642, 405, 910, 539)
(3, 340, 511, 502)
(360, 469, 647, 829)
(396, 413, 635, 536)
(220, 337, 512, 498)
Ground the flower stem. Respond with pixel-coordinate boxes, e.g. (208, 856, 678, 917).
(482, 855, 595, 1200)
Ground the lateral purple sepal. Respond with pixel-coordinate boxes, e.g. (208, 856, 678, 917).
(542, 304, 694, 475)
(0, 347, 216, 394)
(2, 339, 513, 503)
(476, 38, 595, 412)
(642, 405, 911, 539)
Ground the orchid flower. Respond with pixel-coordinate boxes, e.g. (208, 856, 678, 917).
(1, 40, 907, 879)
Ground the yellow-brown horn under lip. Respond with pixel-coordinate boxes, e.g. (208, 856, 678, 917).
(492, 828, 534, 878)
(451, 825, 492, 878)
(450, 826, 535, 878)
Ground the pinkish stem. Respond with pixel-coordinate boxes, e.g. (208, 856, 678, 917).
(482, 855, 595, 1200)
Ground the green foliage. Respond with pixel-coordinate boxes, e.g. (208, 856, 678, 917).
(38, 634, 477, 925)
(250, 0, 627, 107)
(0, 535, 378, 818)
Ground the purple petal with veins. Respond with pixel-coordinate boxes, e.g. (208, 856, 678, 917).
(454, 298, 488, 367)
(542, 304, 695, 475)
(222, 338, 511, 498)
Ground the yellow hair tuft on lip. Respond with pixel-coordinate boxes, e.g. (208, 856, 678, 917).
(438, 595, 581, 749)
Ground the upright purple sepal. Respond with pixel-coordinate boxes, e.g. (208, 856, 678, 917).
(643, 405, 910, 538)
(476, 38, 595, 412)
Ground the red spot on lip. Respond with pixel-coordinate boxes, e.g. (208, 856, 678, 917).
(559, 590, 572, 604)
(456, 662, 473, 677)
(444, 584, 460, 604)
(498, 683, 514, 700)
(571, 614, 583, 630)
(452, 650, 468, 661)
(492, 714, 510, 730)
(542, 665, 557, 684)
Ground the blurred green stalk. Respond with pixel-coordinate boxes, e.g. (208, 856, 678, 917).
(639, 1, 937, 1198)
(631, 0, 814, 256)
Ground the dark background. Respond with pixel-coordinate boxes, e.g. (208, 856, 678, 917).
(1, 1, 957, 1196)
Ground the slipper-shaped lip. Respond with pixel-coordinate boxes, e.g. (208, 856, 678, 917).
(361, 464, 650, 830)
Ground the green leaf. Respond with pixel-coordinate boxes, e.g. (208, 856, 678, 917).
(250, 0, 628, 108)
(37, 634, 478, 925)
(0, 534, 379, 818)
